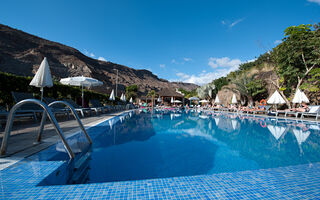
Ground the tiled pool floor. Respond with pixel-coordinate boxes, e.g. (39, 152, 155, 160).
(1, 155, 320, 199)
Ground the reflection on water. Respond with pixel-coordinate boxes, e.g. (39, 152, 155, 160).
(40, 110, 320, 185)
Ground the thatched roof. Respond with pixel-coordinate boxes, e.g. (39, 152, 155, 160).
(157, 88, 184, 98)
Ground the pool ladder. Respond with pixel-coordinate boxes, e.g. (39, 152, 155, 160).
(0, 99, 92, 159)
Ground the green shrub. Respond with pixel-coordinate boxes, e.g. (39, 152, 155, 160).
(0, 71, 116, 109)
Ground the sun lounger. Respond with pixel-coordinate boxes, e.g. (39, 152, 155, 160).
(0, 106, 36, 128)
(300, 105, 320, 120)
(43, 97, 70, 119)
(89, 99, 107, 114)
(63, 99, 92, 117)
(276, 109, 298, 118)
(11, 91, 44, 121)
(253, 106, 271, 115)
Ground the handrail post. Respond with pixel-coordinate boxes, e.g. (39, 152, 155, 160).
(37, 101, 92, 144)
(0, 99, 75, 159)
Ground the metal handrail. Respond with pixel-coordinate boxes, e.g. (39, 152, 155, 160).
(0, 99, 75, 159)
(37, 101, 92, 144)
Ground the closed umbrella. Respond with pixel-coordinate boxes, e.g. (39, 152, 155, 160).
(231, 120, 238, 130)
(215, 95, 220, 104)
(231, 94, 237, 104)
(267, 124, 286, 140)
(122, 94, 126, 102)
(60, 76, 103, 107)
(292, 89, 309, 104)
(267, 90, 285, 110)
(120, 93, 124, 101)
(293, 128, 310, 145)
(129, 97, 133, 103)
(29, 57, 53, 101)
(157, 97, 161, 102)
(171, 97, 174, 104)
(109, 89, 115, 101)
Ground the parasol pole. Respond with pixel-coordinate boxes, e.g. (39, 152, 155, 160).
(40, 87, 44, 101)
(81, 84, 84, 107)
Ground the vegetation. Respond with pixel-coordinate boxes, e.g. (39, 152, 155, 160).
(0, 71, 114, 110)
(271, 23, 320, 107)
(147, 90, 156, 107)
(126, 84, 139, 100)
(226, 75, 267, 106)
(178, 88, 197, 99)
(197, 22, 319, 106)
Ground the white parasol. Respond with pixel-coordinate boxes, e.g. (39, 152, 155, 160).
(29, 57, 53, 101)
(60, 76, 103, 107)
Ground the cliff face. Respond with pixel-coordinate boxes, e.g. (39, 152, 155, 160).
(0, 24, 198, 95)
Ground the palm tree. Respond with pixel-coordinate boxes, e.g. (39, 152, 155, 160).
(226, 75, 255, 106)
(147, 90, 156, 108)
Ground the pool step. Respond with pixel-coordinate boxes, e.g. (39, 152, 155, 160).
(70, 151, 91, 184)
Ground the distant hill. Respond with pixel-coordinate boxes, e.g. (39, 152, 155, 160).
(0, 24, 198, 95)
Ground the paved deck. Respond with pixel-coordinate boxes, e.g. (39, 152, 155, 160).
(0, 111, 126, 170)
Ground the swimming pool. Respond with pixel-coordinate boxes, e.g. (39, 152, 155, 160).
(36, 109, 320, 185)
(2, 109, 320, 199)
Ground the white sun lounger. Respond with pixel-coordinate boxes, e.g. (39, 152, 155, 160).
(300, 105, 320, 120)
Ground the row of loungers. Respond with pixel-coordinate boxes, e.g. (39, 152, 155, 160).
(275, 105, 320, 120)
(198, 105, 320, 120)
(0, 92, 130, 127)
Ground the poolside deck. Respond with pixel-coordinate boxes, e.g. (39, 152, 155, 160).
(0, 111, 126, 170)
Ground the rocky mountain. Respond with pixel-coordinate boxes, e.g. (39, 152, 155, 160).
(0, 24, 198, 95)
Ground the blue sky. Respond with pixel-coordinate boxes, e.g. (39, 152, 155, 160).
(1, 0, 319, 85)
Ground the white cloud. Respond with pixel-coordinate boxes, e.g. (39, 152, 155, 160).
(176, 72, 190, 79)
(172, 56, 245, 85)
(171, 59, 177, 64)
(173, 70, 235, 85)
(307, 0, 320, 5)
(230, 18, 244, 27)
(83, 49, 96, 58)
(221, 18, 245, 28)
(98, 57, 107, 62)
(208, 57, 242, 69)
(183, 57, 192, 62)
(274, 40, 282, 45)
(160, 64, 166, 68)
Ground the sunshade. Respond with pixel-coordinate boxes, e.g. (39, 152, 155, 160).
(293, 128, 310, 145)
(231, 120, 238, 130)
(231, 94, 237, 104)
(29, 57, 53, 101)
(189, 97, 199, 101)
(60, 76, 103, 107)
(267, 124, 286, 140)
(215, 95, 220, 104)
(267, 90, 286, 105)
(109, 89, 115, 101)
(292, 89, 309, 104)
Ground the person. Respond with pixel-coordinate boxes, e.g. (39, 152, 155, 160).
(296, 103, 309, 112)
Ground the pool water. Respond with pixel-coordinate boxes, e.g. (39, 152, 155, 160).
(41, 109, 320, 185)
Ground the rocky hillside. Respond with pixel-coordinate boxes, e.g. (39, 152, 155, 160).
(0, 24, 198, 95)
